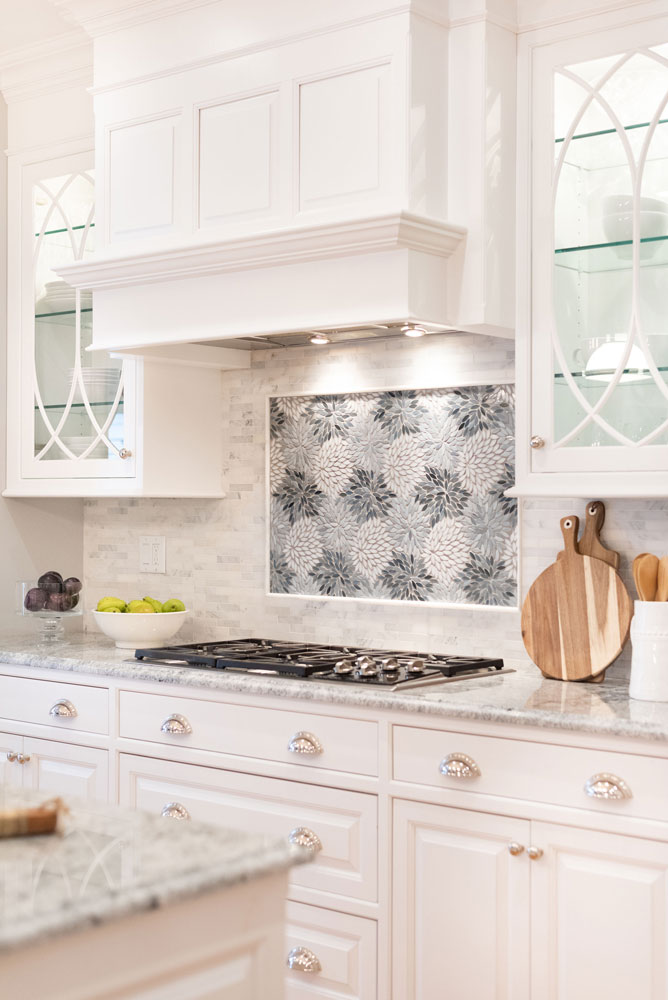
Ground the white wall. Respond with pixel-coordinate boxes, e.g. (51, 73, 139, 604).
(0, 95, 84, 632)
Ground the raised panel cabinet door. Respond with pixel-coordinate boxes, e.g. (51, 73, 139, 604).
(0, 733, 23, 788)
(393, 799, 531, 1000)
(531, 821, 668, 1000)
(22, 738, 109, 802)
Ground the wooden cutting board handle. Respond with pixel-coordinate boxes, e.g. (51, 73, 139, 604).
(521, 515, 632, 682)
(580, 500, 620, 570)
(556, 500, 620, 570)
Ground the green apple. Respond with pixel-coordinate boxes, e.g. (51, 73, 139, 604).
(162, 598, 186, 613)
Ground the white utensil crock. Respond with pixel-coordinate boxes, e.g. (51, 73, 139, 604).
(629, 601, 668, 702)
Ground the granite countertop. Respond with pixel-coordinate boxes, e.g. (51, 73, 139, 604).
(0, 788, 306, 953)
(0, 632, 666, 743)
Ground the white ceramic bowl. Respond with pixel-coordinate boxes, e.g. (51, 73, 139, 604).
(92, 609, 190, 649)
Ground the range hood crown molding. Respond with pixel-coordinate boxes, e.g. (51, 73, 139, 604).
(57, 211, 467, 291)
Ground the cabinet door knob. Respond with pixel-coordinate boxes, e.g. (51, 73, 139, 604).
(439, 752, 481, 779)
(161, 802, 191, 820)
(286, 946, 322, 974)
(529, 435, 545, 449)
(287, 731, 323, 755)
(508, 842, 524, 856)
(527, 846, 543, 860)
(50, 699, 77, 719)
(584, 772, 632, 800)
(6, 751, 18, 762)
(17, 753, 31, 764)
(160, 714, 192, 735)
(119, 448, 132, 459)
(288, 826, 322, 853)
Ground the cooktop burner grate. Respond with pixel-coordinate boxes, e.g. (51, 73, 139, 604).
(134, 639, 506, 686)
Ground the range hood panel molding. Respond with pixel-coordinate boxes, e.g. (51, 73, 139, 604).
(54, 0, 516, 346)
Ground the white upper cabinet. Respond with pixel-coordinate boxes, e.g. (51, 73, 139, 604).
(1, 43, 249, 498)
(515, 3, 668, 496)
(53, 0, 517, 350)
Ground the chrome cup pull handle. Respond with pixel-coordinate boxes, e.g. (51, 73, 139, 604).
(50, 699, 77, 719)
(439, 752, 481, 779)
(161, 802, 191, 820)
(287, 946, 322, 974)
(288, 826, 322, 853)
(160, 714, 192, 735)
(287, 731, 323, 755)
(584, 773, 632, 800)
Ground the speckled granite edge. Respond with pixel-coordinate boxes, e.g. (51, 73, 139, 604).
(0, 634, 666, 744)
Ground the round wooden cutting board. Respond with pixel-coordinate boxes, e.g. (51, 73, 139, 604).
(522, 516, 633, 681)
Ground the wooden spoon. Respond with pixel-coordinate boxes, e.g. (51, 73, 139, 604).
(634, 553, 659, 602)
(657, 556, 668, 602)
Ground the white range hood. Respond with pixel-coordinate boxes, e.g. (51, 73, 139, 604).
(55, 0, 517, 350)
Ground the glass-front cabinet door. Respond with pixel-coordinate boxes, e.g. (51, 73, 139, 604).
(22, 151, 135, 480)
(528, 17, 668, 489)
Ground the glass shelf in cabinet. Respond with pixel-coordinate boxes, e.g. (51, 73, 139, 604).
(34, 222, 95, 239)
(554, 235, 668, 273)
(35, 308, 92, 319)
(554, 367, 668, 385)
(35, 399, 124, 411)
(555, 117, 668, 145)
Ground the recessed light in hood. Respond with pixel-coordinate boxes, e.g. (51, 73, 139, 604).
(203, 322, 454, 352)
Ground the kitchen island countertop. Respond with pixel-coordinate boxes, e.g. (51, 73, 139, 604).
(0, 788, 306, 954)
(0, 632, 665, 744)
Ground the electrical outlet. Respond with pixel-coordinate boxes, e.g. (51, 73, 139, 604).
(140, 536, 166, 574)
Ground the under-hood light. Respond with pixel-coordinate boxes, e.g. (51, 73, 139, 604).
(402, 325, 426, 338)
(309, 333, 330, 345)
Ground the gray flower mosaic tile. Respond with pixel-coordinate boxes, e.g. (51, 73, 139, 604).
(269, 386, 518, 607)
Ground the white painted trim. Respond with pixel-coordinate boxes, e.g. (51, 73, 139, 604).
(86, 5, 449, 95)
(108, 344, 251, 370)
(265, 375, 520, 613)
(56, 211, 467, 290)
(0, 31, 92, 105)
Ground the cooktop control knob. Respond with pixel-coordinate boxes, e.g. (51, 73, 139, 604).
(406, 658, 425, 674)
(356, 655, 379, 677)
(334, 658, 354, 675)
(381, 657, 400, 673)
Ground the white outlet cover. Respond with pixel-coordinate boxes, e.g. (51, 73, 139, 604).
(140, 535, 166, 574)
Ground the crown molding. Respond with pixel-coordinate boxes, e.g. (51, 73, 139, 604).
(51, 0, 224, 37)
(0, 30, 92, 103)
(56, 212, 467, 290)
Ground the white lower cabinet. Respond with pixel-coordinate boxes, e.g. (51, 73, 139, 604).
(1, 734, 108, 800)
(393, 799, 531, 1000)
(530, 822, 668, 1000)
(119, 753, 378, 902)
(394, 799, 668, 1000)
(22, 738, 109, 801)
(285, 902, 377, 1000)
(0, 733, 23, 787)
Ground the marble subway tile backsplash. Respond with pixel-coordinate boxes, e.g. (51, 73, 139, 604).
(84, 333, 662, 679)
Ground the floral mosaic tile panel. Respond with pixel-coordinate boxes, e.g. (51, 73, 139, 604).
(269, 385, 518, 607)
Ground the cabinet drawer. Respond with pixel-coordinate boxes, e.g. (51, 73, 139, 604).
(0, 674, 108, 735)
(285, 902, 377, 1000)
(393, 725, 668, 822)
(120, 754, 378, 902)
(119, 690, 378, 775)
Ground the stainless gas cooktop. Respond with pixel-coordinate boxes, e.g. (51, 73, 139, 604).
(133, 639, 511, 690)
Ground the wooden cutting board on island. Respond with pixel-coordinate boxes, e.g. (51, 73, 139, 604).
(522, 515, 633, 682)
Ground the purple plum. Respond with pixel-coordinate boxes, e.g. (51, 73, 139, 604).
(37, 571, 63, 594)
(24, 587, 47, 612)
(63, 577, 82, 596)
(45, 592, 75, 612)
